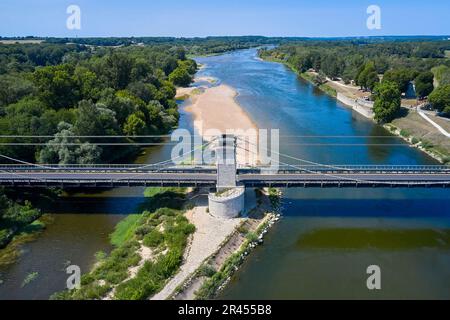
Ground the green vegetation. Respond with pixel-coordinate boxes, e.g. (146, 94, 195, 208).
(195, 215, 274, 300)
(432, 65, 450, 86)
(415, 71, 434, 98)
(43, 36, 277, 55)
(429, 85, 450, 114)
(21, 272, 39, 288)
(373, 81, 402, 123)
(268, 188, 281, 210)
(0, 40, 198, 255)
(169, 60, 197, 87)
(51, 187, 194, 300)
(195, 251, 243, 300)
(0, 191, 42, 251)
(0, 43, 197, 165)
(110, 214, 141, 247)
(245, 231, 258, 242)
(356, 61, 379, 92)
(197, 264, 216, 278)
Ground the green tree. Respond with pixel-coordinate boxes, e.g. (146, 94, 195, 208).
(0, 74, 36, 109)
(429, 85, 450, 113)
(356, 61, 376, 90)
(382, 68, 417, 93)
(104, 53, 134, 90)
(432, 65, 450, 87)
(414, 71, 434, 98)
(74, 100, 119, 136)
(366, 71, 380, 92)
(177, 60, 197, 75)
(123, 112, 147, 136)
(32, 64, 79, 109)
(321, 55, 344, 80)
(373, 81, 401, 123)
(74, 66, 102, 100)
(168, 67, 193, 87)
(39, 122, 101, 164)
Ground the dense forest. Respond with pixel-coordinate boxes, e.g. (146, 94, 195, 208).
(44, 36, 277, 56)
(0, 41, 197, 250)
(259, 40, 450, 121)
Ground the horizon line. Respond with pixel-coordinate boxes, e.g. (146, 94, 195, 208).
(1, 34, 450, 40)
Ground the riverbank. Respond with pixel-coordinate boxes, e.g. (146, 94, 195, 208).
(0, 190, 58, 266)
(260, 55, 450, 164)
(51, 187, 196, 300)
(0, 216, 49, 266)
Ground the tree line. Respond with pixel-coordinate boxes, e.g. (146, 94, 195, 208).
(259, 40, 450, 122)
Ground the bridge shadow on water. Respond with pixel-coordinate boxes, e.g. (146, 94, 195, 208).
(39, 196, 149, 215)
(39, 196, 450, 217)
(281, 198, 450, 218)
(38, 191, 187, 215)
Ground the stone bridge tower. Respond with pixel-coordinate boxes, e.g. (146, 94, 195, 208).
(208, 134, 245, 219)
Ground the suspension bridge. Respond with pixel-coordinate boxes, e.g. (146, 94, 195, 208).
(0, 135, 449, 189)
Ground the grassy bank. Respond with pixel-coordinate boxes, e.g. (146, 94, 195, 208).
(385, 113, 450, 164)
(261, 56, 337, 97)
(0, 190, 51, 266)
(51, 187, 195, 300)
(0, 215, 51, 266)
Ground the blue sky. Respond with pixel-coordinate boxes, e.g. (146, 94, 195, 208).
(0, 0, 449, 37)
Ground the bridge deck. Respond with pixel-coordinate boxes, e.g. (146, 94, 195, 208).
(0, 166, 449, 188)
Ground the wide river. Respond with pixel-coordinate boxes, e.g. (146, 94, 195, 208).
(1, 48, 449, 299)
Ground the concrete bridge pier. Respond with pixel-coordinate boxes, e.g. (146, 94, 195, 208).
(208, 134, 245, 219)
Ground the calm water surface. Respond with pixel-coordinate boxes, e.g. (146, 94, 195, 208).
(196, 49, 450, 299)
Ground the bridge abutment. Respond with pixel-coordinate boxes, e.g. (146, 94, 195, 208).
(208, 187, 245, 219)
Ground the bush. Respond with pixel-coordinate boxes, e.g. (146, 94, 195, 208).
(246, 232, 258, 242)
(0, 228, 14, 248)
(421, 140, 434, 149)
(198, 264, 216, 278)
(400, 129, 410, 138)
(237, 225, 249, 235)
(143, 229, 164, 248)
(134, 224, 153, 238)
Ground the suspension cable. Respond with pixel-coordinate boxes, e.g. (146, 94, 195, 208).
(236, 144, 449, 186)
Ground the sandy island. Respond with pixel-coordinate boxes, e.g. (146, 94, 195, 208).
(183, 84, 259, 166)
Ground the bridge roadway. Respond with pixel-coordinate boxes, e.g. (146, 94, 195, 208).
(0, 165, 449, 188)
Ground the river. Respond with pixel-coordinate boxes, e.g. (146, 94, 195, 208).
(194, 49, 450, 299)
(1, 48, 449, 300)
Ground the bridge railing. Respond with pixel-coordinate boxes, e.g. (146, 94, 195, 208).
(0, 163, 217, 173)
(238, 164, 450, 173)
